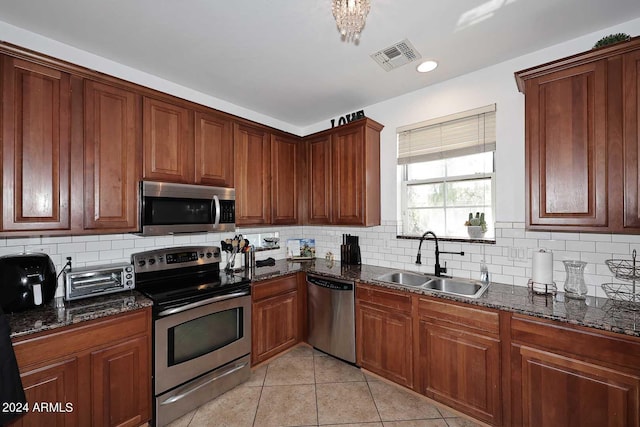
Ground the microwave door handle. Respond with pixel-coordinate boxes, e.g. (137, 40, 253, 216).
(212, 195, 221, 226)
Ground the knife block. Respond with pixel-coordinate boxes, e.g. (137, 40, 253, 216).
(340, 244, 361, 265)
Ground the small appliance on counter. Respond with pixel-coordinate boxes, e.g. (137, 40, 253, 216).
(340, 234, 361, 265)
(0, 253, 56, 313)
(64, 262, 135, 301)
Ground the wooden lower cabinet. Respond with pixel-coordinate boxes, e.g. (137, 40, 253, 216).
(251, 274, 303, 365)
(416, 297, 501, 425)
(356, 284, 413, 388)
(510, 314, 640, 427)
(91, 335, 150, 427)
(13, 358, 79, 427)
(9, 308, 151, 427)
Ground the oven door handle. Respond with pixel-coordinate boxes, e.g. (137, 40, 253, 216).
(157, 290, 250, 317)
(159, 360, 249, 405)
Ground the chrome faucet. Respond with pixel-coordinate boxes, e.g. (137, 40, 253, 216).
(415, 231, 465, 277)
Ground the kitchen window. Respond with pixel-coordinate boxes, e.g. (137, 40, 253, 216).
(398, 105, 496, 239)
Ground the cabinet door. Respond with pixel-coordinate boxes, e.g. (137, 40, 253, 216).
(623, 49, 640, 229)
(194, 111, 233, 187)
(8, 358, 79, 427)
(1, 56, 72, 231)
(142, 97, 193, 183)
(252, 291, 298, 364)
(525, 61, 608, 229)
(307, 135, 332, 224)
(514, 345, 640, 427)
(234, 123, 270, 226)
(91, 335, 151, 427)
(83, 80, 140, 231)
(332, 125, 365, 225)
(418, 321, 501, 425)
(271, 134, 300, 224)
(357, 303, 413, 388)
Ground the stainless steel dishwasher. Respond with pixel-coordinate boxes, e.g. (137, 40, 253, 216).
(306, 273, 356, 363)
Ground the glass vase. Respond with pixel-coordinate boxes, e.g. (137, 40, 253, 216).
(563, 260, 588, 299)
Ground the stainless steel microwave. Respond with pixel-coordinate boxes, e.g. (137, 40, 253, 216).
(139, 181, 235, 236)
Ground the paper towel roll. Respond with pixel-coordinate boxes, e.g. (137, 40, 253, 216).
(532, 249, 553, 284)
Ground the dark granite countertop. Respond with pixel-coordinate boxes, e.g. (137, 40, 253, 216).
(8, 291, 153, 340)
(11, 258, 639, 341)
(251, 259, 640, 339)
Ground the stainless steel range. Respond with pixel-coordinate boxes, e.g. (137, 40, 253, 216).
(132, 246, 252, 427)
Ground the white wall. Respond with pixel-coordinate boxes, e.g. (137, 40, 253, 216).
(302, 17, 640, 223)
(0, 20, 303, 136)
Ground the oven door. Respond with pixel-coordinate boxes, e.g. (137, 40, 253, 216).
(154, 290, 251, 395)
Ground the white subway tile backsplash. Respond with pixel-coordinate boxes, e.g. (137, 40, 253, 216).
(86, 241, 112, 252)
(1, 220, 639, 301)
(550, 232, 581, 241)
(72, 235, 100, 242)
(57, 242, 86, 254)
(566, 240, 596, 253)
(594, 242, 630, 254)
(611, 234, 640, 243)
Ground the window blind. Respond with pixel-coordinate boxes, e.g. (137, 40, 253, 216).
(397, 104, 496, 165)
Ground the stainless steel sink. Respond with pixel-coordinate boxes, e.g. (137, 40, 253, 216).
(375, 271, 430, 287)
(423, 277, 489, 298)
(375, 271, 489, 298)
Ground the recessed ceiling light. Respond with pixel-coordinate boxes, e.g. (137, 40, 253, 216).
(417, 60, 438, 73)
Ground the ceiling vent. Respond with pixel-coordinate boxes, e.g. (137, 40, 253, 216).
(371, 39, 422, 71)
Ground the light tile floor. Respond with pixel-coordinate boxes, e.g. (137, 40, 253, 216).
(167, 344, 484, 427)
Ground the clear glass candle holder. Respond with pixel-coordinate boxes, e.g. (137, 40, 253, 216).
(563, 260, 588, 299)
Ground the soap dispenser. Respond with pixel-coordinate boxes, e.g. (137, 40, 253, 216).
(480, 259, 490, 283)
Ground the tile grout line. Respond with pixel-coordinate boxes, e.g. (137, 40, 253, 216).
(312, 346, 320, 426)
(251, 364, 268, 427)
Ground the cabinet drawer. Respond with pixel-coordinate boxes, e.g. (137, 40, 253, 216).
(511, 314, 640, 369)
(12, 308, 150, 369)
(417, 296, 499, 336)
(356, 283, 412, 313)
(252, 274, 298, 301)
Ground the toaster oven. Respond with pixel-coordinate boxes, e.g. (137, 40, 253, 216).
(64, 262, 135, 301)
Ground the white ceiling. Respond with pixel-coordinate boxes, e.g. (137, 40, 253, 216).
(1, 0, 640, 128)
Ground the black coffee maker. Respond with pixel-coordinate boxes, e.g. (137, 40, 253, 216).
(0, 253, 56, 313)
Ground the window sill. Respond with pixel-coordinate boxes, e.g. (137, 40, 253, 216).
(396, 235, 496, 244)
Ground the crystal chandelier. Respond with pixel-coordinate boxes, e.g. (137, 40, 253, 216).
(331, 0, 371, 41)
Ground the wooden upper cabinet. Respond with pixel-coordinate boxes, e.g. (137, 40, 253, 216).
(271, 134, 301, 225)
(623, 49, 640, 229)
(143, 96, 193, 183)
(523, 61, 608, 229)
(304, 118, 383, 226)
(234, 123, 270, 225)
(83, 80, 140, 231)
(306, 135, 332, 224)
(516, 38, 640, 233)
(194, 110, 233, 187)
(1, 56, 72, 232)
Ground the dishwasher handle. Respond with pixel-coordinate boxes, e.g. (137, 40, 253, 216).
(306, 274, 354, 291)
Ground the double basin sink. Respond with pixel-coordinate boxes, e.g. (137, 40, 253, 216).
(375, 271, 489, 299)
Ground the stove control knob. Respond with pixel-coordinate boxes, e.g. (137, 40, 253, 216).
(137, 260, 146, 267)
(148, 258, 156, 265)
(206, 252, 212, 258)
(199, 252, 204, 258)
